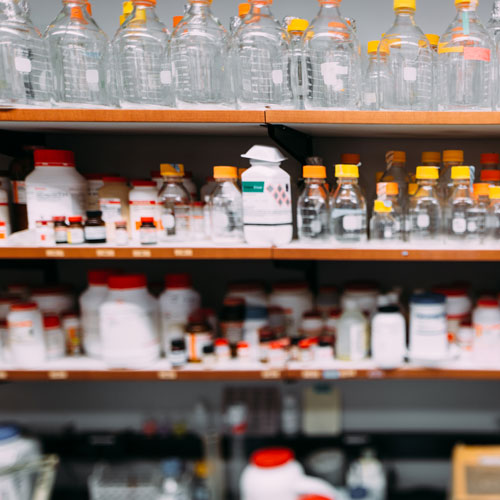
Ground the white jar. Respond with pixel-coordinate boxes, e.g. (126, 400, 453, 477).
(336, 299, 368, 361)
(341, 284, 379, 317)
(159, 273, 201, 353)
(129, 180, 159, 242)
(31, 285, 74, 315)
(85, 173, 105, 211)
(0, 188, 10, 237)
(269, 283, 313, 338)
(26, 150, 87, 229)
(100, 274, 160, 368)
(79, 270, 115, 359)
(473, 298, 500, 367)
(371, 306, 406, 368)
(7, 302, 46, 366)
(243, 306, 268, 348)
(43, 315, 66, 360)
(409, 293, 448, 362)
(241, 146, 292, 246)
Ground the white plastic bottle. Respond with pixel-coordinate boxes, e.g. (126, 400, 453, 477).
(43, 315, 66, 360)
(473, 298, 500, 367)
(79, 269, 115, 358)
(371, 305, 406, 368)
(26, 149, 87, 229)
(100, 274, 160, 368)
(241, 145, 292, 246)
(129, 180, 159, 242)
(159, 273, 201, 354)
(336, 298, 368, 361)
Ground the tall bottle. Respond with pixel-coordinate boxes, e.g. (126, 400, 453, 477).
(488, 185, 500, 239)
(331, 164, 367, 242)
(446, 166, 474, 240)
(380, 151, 409, 213)
(426, 34, 439, 110)
(288, 19, 309, 110)
(439, 150, 464, 203)
(45, 0, 109, 107)
(230, 3, 250, 35)
(363, 40, 392, 110)
(303, 0, 361, 110)
(408, 166, 442, 242)
(336, 298, 368, 361)
(370, 199, 400, 242)
(297, 165, 329, 241)
(112, 0, 172, 108)
(376, 182, 403, 238)
(488, 0, 500, 108)
(469, 182, 490, 242)
(380, 0, 433, 110)
(439, 0, 494, 111)
(0, 0, 52, 106)
(232, 0, 293, 109)
(170, 0, 231, 108)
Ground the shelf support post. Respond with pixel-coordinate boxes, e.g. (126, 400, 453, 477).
(266, 124, 313, 165)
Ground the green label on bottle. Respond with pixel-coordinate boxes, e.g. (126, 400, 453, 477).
(242, 181, 265, 193)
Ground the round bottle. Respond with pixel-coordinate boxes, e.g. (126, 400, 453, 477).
(129, 180, 159, 242)
(98, 177, 130, 244)
(84, 210, 107, 244)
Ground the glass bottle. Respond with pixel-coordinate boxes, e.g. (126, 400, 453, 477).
(170, 0, 231, 109)
(331, 164, 367, 242)
(426, 34, 439, 110)
(380, 0, 433, 110)
(0, 0, 52, 107)
(438, 0, 494, 111)
(210, 166, 243, 244)
(447, 166, 474, 241)
(158, 163, 192, 243)
(336, 298, 368, 361)
(363, 40, 392, 110)
(288, 18, 309, 110)
(421, 151, 441, 167)
(488, 186, 500, 239)
(469, 182, 490, 242)
(439, 149, 464, 203)
(45, 0, 109, 107)
(380, 151, 409, 213)
(303, 0, 361, 110)
(376, 182, 403, 238)
(408, 166, 442, 242)
(488, 0, 500, 108)
(112, 0, 172, 108)
(297, 165, 329, 241)
(230, 3, 250, 36)
(232, 0, 293, 110)
(370, 200, 400, 242)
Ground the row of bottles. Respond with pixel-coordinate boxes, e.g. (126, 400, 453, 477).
(4, 0, 500, 110)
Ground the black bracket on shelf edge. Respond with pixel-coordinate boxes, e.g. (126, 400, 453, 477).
(266, 124, 313, 166)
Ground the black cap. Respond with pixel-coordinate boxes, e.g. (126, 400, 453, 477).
(171, 339, 186, 350)
(202, 343, 215, 355)
(86, 210, 103, 218)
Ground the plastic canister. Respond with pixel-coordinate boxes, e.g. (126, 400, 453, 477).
(243, 306, 268, 348)
(371, 306, 406, 368)
(159, 273, 201, 354)
(473, 298, 500, 367)
(240, 448, 337, 500)
(433, 286, 472, 343)
(85, 174, 105, 211)
(241, 145, 293, 246)
(30, 285, 74, 315)
(129, 180, 159, 241)
(269, 283, 313, 338)
(43, 315, 66, 360)
(100, 274, 160, 368)
(79, 270, 115, 358)
(25, 150, 87, 229)
(98, 177, 130, 243)
(7, 302, 46, 366)
(409, 293, 447, 362)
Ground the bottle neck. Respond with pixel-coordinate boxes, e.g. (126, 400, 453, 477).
(249, 1, 273, 19)
(456, 2, 478, 13)
(305, 178, 325, 185)
(418, 179, 437, 187)
(318, 3, 342, 19)
(338, 178, 358, 186)
(186, 1, 211, 16)
(393, 7, 417, 27)
(452, 180, 471, 194)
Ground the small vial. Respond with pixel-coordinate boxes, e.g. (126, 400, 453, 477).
(298, 339, 314, 363)
(84, 210, 106, 244)
(202, 343, 216, 368)
(169, 339, 188, 368)
(140, 217, 157, 245)
(53, 216, 68, 244)
(237, 341, 251, 362)
(268, 341, 287, 367)
(215, 338, 231, 363)
(67, 216, 84, 245)
(36, 220, 54, 246)
(457, 323, 474, 360)
(315, 338, 334, 361)
(62, 313, 82, 356)
(115, 221, 129, 246)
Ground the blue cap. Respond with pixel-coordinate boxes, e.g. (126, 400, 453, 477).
(162, 458, 182, 477)
(350, 487, 368, 499)
(411, 293, 445, 305)
(245, 306, 268, 320)
(0, 426, 19, 441)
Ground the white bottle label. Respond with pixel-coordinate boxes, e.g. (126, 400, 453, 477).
(417, 214, 430, 228)
(242, 180, 292, 225)
(160, 70, 172, 85)
(129, 201, 157, 233)
(84, 226, 106, 241)
(15, 56, 31, 73)
(12, 180, 26, 204)
(67, 227, 84, 245)
(99, 198, 122, 223)
(403, 67, 417, 81)
(364, 92, 377, 105)
(343, 214, 363, 231)
(272, 70, 283, 85)
(452, 218, 466, 234)
(348, 323, 366, 361)
(86, 69, 99, 84)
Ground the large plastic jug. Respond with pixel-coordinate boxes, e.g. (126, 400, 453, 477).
(240, 448, 338, 500)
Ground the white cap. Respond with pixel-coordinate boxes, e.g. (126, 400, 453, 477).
(241, 145, 287, 163)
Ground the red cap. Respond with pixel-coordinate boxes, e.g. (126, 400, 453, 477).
(478, 298, 499, 308)
(34, 149, 75, 167)
(52, 216, 66, 222)
(10, 302, 38, 312)
(108, 274, 147, 290)
(88, 270, 115, 286)
(43, 315, 60, 329)
(481, 153, 499, 165)
(151, 170, 161, 178)
(68, 216, 82, 223)
(141, 217, 155, 223)
(102, 176, 127, 183)
(215, 338, 229, 347)
(31, 285, 71, 295)
(192, 201, 204, 207)
(432, 286, 468, 297)
(299, 339, 312, 348)
(251, 448, 294, 468)
(481, 170, 500, 182)
(299, 497, 334, 500)
(237, 341, 249, 349)
(165, 273, 192, 289)
(205, 176, 215, 182)
(132, 180, 156, 187)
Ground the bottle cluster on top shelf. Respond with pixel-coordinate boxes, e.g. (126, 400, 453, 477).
(3, 0, 500, 111)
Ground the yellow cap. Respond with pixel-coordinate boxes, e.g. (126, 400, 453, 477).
(341, 153, 360, 164)
(374, 200, 393, 213)
(367, 40, 380, 53)
(416, 166, 439, 180)
(303, 165, 326, 179)
(160, 163, 184, 177)
(408, 182, 418, 195)
(214, 166, 238, 179)
(288, 19, 309, 33)
(394, 0, 416, 10)
(239, 3, 250, 16)
(490, 186, 500, 200)
(426, 34, 439, 46)
(421, 151, 441, 164)
(451, 166, 471, 180)
(194, 461, 209, 479)
(123, 1, 133, 14)
(443, 150, 464, 163)
(335, 164, 359, 178)
(238, 167, 248, 178)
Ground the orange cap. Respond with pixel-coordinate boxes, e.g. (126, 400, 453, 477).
(239, 3, 250, 16)
(481, 170, 500, 182)
(214, 166, 237, 179)
(473, 183, 490, 197)
(443, 150, 464, 163)
(173, 15, 183, 27)
(85, 0, 92, 15)
(303, 165, 326, 179)
(481, 153, 499, 165)
(377, 182, 399, 197)
(390, 151, 406, 163)
(421, 151, 441, 164)
(70, 6, 85, 20)
(341, 153, 360, 165)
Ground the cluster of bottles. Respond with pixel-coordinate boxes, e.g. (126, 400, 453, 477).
(4, 0, 500, 111)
